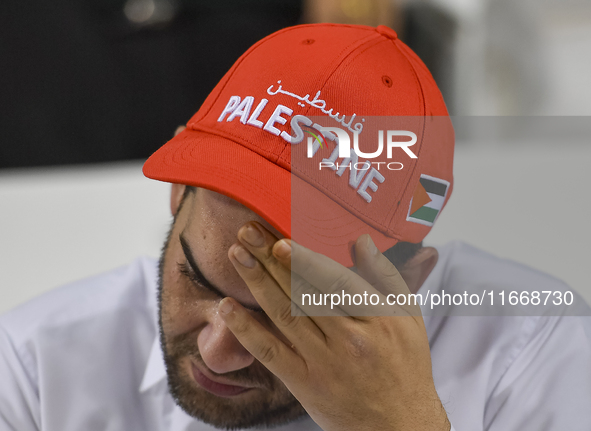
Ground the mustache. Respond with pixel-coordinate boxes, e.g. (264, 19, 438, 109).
(165, 328, 277, 390)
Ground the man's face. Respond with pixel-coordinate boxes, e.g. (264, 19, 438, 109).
(158, 187, 305, 429)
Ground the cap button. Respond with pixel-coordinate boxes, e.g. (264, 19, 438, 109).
(376, 25, 398, 40)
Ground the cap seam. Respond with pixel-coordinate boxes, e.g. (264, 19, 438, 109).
(276, 29, 384, 163)
(323, 35, 425, 237)
(285, 35, 420, 237)
(324, 37, 420, 233)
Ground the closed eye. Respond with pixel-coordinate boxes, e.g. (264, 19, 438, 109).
(178, 261, 218, 296)
(178, 233, 265, 313)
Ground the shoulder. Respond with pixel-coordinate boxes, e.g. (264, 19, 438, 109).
(0, 256, 159, 355)
(428, 241, 590, 314)
(0, 258, 162, 429)
(425, 243, 591, 429)
(434, 241, 573, 294)
(424, 241, 591, 379)
(426, 239, 591, 327)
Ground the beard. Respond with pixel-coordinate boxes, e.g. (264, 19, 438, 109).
(157, 219, 306, 429)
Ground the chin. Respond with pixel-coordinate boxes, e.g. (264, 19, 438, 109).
(165, 355, 306, 430)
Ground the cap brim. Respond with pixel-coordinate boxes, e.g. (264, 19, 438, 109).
(143, 128, 399, 267)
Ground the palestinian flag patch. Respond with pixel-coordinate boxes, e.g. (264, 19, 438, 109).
(407, 174, 450, 226)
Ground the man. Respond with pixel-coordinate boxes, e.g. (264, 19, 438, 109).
(1, 24, 590, 431)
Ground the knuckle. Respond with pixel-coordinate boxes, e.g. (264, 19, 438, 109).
(375, 318, 397, 337)
(275, 302, 299, 330)
(298, 285, 317, 302)
(378, 261, 400, 280)
(378, 265, 408, 294)
(249, 267, 270, 287)
(230, 313, 251, 335)
(257, 342, 279, 364)
(291, 276, 311, 296)
(267, 258, 289, 279)
(344, 328, 372, 358)
(256, 246, 275, 267)
(327, 273, 352, 295)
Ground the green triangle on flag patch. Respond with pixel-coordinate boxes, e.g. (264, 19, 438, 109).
(407, 174, 450, 226)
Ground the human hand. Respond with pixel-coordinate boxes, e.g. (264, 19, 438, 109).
(221, 221, 450, 431)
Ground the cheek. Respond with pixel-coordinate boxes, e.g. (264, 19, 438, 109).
(160, 247, 216, 338)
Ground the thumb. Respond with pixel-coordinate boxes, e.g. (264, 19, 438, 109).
(355, 235, 411, 297)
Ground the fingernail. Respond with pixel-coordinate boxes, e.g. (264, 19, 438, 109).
(366, 235, 378, 256)
(241, 225, 265, 247)
(233, 245, 256, 268)
(274, 239, 292, 258)
(219, 298, 233, 315)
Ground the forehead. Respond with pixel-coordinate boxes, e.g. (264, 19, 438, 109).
(179, 188, 281, 306)
(187, 188, 280, 237)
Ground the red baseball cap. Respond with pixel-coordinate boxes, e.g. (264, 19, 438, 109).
(143, 23, 454, 267)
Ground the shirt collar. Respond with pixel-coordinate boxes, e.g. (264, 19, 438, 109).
(139, 336, 167, 393)
(139, 256, 168, 393)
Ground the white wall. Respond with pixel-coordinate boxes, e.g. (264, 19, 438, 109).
(0, 163, 171, 314)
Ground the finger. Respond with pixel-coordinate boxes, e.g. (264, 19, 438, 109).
(287, 240, 393, 318)
(271, 238, 384, 319)
(272, 239, 292, 271)
(228, 243, 326, 347)
(290, 270, 348, 319)
(236, 224, 345, 321)
(355, 235, 411, 296)
(218, 297, 306, 384)
(233, 231, 344, 333)
(241, 225, 402, 319)
(355, 235, 423, 318)
(237, 222, 293, 295)
(270, 239, 349, 320)
(174, 125, 186, 136)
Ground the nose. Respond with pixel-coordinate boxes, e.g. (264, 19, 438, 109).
(197, 311, 255, 374)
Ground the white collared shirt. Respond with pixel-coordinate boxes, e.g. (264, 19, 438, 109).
(1, 242, 590, 430)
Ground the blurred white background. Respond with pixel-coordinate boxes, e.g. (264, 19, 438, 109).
(421, 0, 591, 115)
(1, 0, 590, 313)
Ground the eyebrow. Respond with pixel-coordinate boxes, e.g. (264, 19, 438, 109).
(179, 233, 264, 313)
